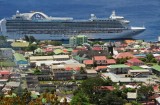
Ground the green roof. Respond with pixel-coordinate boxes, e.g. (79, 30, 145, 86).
(42, 98, 47, 103)
(67, 48, 73, 52)
(31, 93, 38, 99)
(54, 49, 63, 55)
(5, 93, 17, 98)
(131, 66, 143, 70)
(0, 61, 15, 67)
(109, 64, 130, 68)
(74, 56, 88, 61)
(152, 65, 160, 71)
(11, 42, 29, 47)
(14, 53, 27, 61)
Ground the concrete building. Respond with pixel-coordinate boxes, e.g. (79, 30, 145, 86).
(29, 56, 53, 61)
(93, 56, 107, 66)
(127, 58, 144, 66)
(108, 64, 130, 74)
(86, 70, 97, 78)
(128, 69, 151, 77)
(93, 44, 108, 50)
(69, 35, 88, 47)
(53, 55, 70, 61)
(0, 48, 13, 60)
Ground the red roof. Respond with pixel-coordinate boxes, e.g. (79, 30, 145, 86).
(149, 94, 160, 100)
(99, 86, 115, 91)
(75, 67, 80, 71)
(92, 47, 102, 51)
(0, 70, 10, 75)
(65, 67, 72, 71)
(127, 58, 143, 63)
(83, 60, 93, 65)
(72, 50, 78, 53)
(94, 56, 107, 61)
(153, 85, 159, 92)
(106, 59, 116, 64)
(114, 52, 135, 59)
(65, 67, 80, 71)
(155, 56, 160, 60)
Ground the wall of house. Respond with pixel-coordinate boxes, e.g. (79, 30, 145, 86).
(109, 68, 129, 74)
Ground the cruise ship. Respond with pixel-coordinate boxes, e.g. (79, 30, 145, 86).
(0, 11, 145, 40)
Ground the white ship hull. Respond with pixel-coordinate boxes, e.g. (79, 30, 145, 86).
(0, 11, 145, 40)
(3, 28, 145, 40)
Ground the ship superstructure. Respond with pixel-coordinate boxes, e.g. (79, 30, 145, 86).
(0, 11, 145, 40)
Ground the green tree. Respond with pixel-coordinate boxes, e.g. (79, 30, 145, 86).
(71, 92, 90, 105)
(79, 67, 86, 74)
(80, 77, 107, 95)
(138, 58, 146, 62)
(131, 101, 143, 105)
(29, 36, 36, 43)
(116, 58, 127, 64)
(100, 93, 126, 105)
(107, 55, 113, 59)
(49, 41, 62, 46)
(0, 36, 7, 47)
(80, 77, 109, 104)
(26, 44, 37, 51)
(145, 53, 155, 63)
(138, 85, 153, 102)
(24, 35, 29, 42)
(151, 58, 157, 63)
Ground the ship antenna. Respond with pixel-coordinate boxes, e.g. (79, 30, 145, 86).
(112, 10, 116, 16)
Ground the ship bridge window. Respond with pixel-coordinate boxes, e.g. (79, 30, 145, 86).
(31, 13, 46, 20)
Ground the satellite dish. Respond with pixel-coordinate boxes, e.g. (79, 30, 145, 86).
(16, 10, 20, 14)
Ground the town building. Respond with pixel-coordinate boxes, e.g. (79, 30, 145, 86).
(113, 52, 135, 59)
(53, 55, 70, 61)
(152, 65, 160, 76)
(0, 48, 13, 60)
(107, 64, 130, 74)
(93, 56, 107, 66)
(69, 35, 88, 47)
(86, 70, 97, 78)
(128, 69, 151, 77)
(96, 66, 107, 72)
(127, 58, 144, 66)
(14, 53, 28, 67)
(83, 60, 93, 67)
(106, 59, 116, 65)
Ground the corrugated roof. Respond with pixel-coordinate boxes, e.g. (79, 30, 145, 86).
(152, 65, 160, 71)
(83, 60, 93, 64)
(106, 59, 116, 64)
(114, 52, 135, 59)
(14, 53, 27, 61)
(11, 42, 29, 47)
(54, 49, 63, 54)
(94, 56, 107, 61)
(108, 64, 130, 68)
(67, 48, 73, 52)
